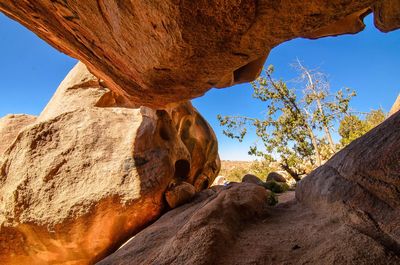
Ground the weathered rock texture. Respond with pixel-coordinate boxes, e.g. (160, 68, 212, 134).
(97, 183, 271, 265)
(0, 63, 220, 265)
(297, 110, 400, 255)
(97, 184, 400, 265)
(96, 110, 400, 265)
(242, 173, 264, 185)
(0, 114, 36, 156)
(1, 1, 399, 264)
(389, 93, 400, 116)
(267, 171, 287, 183)
(1, 1, 399, 107)
(165, 181, 196, 209)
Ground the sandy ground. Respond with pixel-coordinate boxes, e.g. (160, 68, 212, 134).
(98, 188, 400, 265)
(218, 191, 400, 265)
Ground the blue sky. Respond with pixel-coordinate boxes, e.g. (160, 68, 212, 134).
(0, 13, 399, 160)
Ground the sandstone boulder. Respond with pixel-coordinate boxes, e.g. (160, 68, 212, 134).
(0, 114, 36, 156)
(242, 174, 264, 186)
(95, 110, 400, 265)
(97, 183, 400, 265)
(297, 110, 400, 254)
(1, 1, 399, 107)
(266, 171, 287, 183)
(96, 183, 270, 265)
(165, 181, 196, 209)
(0, 63, 220, 265)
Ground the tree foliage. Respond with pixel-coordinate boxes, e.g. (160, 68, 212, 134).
(218, 62, 356, 181)
(339, 109, 386, 146)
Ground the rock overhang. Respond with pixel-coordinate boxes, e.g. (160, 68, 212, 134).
(0, 0, 399, 108)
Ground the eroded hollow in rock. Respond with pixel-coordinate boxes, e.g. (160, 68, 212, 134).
(199, 178, 209, 190)
(174, 159, 191, 181)
(156, 110, 173, 141)
(0, 62, 221, 265)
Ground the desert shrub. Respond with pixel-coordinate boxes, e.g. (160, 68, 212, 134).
(263, 181, 289, 193)
(266, 192, 278, 206)
(221, 160, 277, 183)
(248, 160, 274, 179)
(223, 167, 248, 182)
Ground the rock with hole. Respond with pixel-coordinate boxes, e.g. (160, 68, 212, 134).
(0, 62, 220, 265)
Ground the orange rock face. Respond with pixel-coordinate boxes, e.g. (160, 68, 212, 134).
(95, 113, 400, 264)
(97, 183, 270, 265)
(96, 183, 400, 265)
(0, 63, 220, 264)
(0, 1, 399, 264)
(1, 1, 399, 107)
(0, 114, 36, 156)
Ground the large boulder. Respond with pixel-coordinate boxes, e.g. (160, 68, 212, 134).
(96, 183, 270, 265)
(0, 63, 220, 265)
(165, 181, 196, 209)
(266, 171, 287, 183)
(297, 110, 400, 253)
(242, 174, 264, 186)
(0, 114, 36, 156)
(1, 1, 399, 107)
(97, 183, 400, 265)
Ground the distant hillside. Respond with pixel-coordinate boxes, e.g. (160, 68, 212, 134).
(219, 160, 278, 182)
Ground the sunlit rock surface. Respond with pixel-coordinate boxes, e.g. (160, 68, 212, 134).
(97, 110, 400, 265)
(97, 182, 400, 265)
(297, 110, 400, 255)
(389, 94, 400, 116)
(0, 1, 399, 264)
(1, 1, 399, 107)
(0, 114, 36, 156)
(97, 183, 271, 265)
(0, 63, 220, 264)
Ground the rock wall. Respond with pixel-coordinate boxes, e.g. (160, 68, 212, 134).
(0, 63, 220, 264)
(0, 114, 36, 156)
(96, 112, 400, 265)
(297, 110, 400, 253)
(0, 1, 399, 264)
(1, 1, 399, 107)
(97, 183, 271, 265)
(97, 183, 400, 265)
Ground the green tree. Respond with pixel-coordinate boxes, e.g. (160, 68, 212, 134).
(338, 115, 364, 146)
(218, 62, 355, 181)
(364, 109, 386, 131)
(339, 109, 386, 146)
